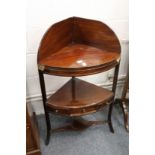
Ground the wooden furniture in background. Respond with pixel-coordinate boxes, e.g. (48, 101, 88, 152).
(26, 103, 41, 155)
(37, 17, 121, 145)
(115, 67, 129, 132)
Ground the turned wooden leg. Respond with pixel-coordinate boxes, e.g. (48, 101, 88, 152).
(38, 70, 51, 145)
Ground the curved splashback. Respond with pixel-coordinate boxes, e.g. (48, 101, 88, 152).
(37, 17, 121, 64)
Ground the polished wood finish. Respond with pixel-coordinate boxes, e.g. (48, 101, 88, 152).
(38, 18, 73, 61)
(26, 103, 41, 155)
(47, 78, 114, 116)
(40, 44, 119, 69)
(38, 17, 121, 76)
(42, 60, 118, 77)
(37, 17, 121, 145)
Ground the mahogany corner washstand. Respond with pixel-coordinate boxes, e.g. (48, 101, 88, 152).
(37, 17, 121, 145)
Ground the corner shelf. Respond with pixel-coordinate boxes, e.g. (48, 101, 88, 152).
(47, 78, 114, 116)
(37, 17, 121, 145)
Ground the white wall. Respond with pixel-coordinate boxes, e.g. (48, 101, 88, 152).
(26, 0, 129, 101)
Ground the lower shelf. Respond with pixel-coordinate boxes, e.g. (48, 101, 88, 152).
(47, 78, 114, 116)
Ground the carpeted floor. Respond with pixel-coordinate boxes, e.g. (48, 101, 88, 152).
(37, 104, 129, 155)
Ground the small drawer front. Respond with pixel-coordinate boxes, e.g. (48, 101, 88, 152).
(51, 102, 107, 116)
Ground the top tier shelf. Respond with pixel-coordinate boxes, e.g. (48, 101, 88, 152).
(37, 17, 121, 76)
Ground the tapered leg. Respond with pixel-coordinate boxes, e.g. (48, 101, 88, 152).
(108, 63, 120, 133)
(38, 70, 51, 145)
(44, 110, 51, 145)
(45, 125, 51, 145)
(108, 100, 114, 133)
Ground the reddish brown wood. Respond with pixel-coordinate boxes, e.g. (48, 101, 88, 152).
(38, 18, 73, 61)
(72, 17, 120, 52)
(37, 17, 121, 76)
(26, 103, 41, 155)
(40, 44, 119, 69)
(43, 60, 118, 77)
(37, 17, 121, 145)
(47, 78, 114, 116)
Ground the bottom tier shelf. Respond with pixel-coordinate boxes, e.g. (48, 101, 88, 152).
(47, 78, 114, 116)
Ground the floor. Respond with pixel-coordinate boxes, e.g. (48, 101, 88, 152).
(37, 104, 129, 155)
